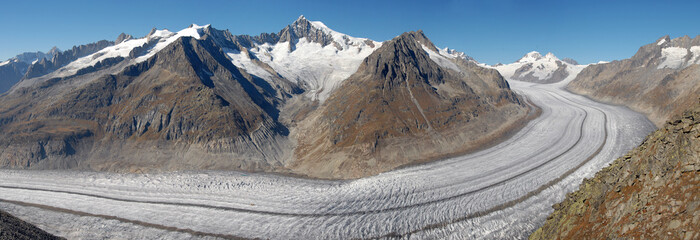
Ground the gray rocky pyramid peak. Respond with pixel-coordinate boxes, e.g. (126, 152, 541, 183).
(146, 28, 158, 39)
(277, 15, 335, 47)
(115, 33, 133, 44)
(47, 46, 60, 56)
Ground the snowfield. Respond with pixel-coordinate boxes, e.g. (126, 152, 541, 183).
(0, 81, 654, 239)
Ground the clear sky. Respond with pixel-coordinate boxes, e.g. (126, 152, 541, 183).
(1, 0, 699, 65)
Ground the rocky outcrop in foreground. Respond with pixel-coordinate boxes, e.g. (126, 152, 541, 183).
(0, 209, 62, 240)
(530, 98, 699, 239)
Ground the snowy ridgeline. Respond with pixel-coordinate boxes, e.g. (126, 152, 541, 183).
(0, 81, 654, 239)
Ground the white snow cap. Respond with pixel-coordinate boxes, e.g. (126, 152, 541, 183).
(225, 16, 382, 102)
(517, 51, 558, 63)
(50, 24, 210, 78)
(491, 50, 589, 84)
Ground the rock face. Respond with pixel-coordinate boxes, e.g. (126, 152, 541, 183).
(0, 36, 290, 172)
(291, 31, 529, 179)
(0, 50, 58, 94)
(493, 51, 587, 83)
(24, 40, 114, 79)
(0, 61, 29, 94)
(568, 35, 700, 127)
(530, 98, 700, 240)
(0, 209, 63, 240)
(0, 17, 529, 178)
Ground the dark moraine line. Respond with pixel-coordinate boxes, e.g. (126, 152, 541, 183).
(0, 89, 610, 239)
(0, 89, 598, 219)
(0, 198, 248, 240)
(372, 89, 611, 239)
(0, 91, 585, 219)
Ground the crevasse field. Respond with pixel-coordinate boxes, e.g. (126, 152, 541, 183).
(0, 80, 654, 239)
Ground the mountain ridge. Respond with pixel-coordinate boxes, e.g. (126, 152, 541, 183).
(567, 35, 700, 127)
(531, 97, 699, 239)
(290, 30, 530, 178)
(491, 51, 588, 84)
(0, 17, 530, 179)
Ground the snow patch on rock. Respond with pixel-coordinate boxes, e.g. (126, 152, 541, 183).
(421, 44, 462, 72)
(226, 21, 381, 102)
(657, 47, 689, 69)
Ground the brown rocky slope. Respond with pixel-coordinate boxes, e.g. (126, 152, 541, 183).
(530, 97, 699, 239)
(568, 35, 700, 127)
(0, 19, 531, 179)
(0, 36, 290, 172)
(291, 31, 529, 179)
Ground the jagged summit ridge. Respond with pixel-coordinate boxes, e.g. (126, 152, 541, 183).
(225, 16, 382, 101)
(0, 16, 527, 179)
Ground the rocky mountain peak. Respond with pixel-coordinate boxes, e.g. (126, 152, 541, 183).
(47, 46, 60, 56)
(562, 57, 579, 65)
(146, 27, 158, 38)
(363, 30, 438, 77)
(398, 30, 439, 51)
(115, 32, 133, 44)
(295, 14, 307, 22)
(657, 35, 671, 46)
(278, 15, 335, 47)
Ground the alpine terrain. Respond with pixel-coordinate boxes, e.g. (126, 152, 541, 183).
(0, 16, 529, 179)
(531, 98, 699, 240)
(568, 35, 700, 126)
(0, 49, 58, 94)
(492, 51, 588, 83)
(531, 36, 700, 239)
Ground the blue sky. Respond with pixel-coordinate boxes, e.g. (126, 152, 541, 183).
(1, 0, 699, 64)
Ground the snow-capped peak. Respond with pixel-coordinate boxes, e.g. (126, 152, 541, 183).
(518, 51, 543, 62)
(493, 51, 587, 84)
(544, 52, 556, 59)
(226, 16, 382, 102)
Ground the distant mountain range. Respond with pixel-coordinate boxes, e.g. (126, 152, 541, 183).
(490, 51, 588, 84)
(0, 48, 58, 93)
(568, 35, 700, 126)
(485, 34, 699, 127)
(532, 34, 700, 239)
(0, 16, 529, 179)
